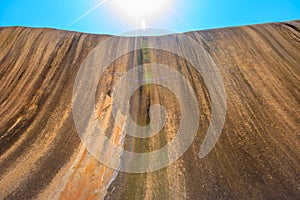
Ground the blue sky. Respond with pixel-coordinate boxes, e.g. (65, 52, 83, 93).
(0, 0, 299, 34)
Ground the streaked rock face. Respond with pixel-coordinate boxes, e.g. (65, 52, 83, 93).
(0, 21, 299, 199)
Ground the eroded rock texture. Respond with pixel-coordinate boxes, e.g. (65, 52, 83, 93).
(0, 21, 299, 199)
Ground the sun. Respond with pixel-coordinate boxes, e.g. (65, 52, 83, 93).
(113, 0, 167, 17)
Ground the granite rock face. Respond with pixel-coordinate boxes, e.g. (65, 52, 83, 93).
(0, 21, 299, 199)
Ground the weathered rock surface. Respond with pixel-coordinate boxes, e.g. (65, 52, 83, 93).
(0, 21, 299, 199)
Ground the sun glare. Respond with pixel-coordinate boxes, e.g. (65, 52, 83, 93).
(114, 0, 167, 17)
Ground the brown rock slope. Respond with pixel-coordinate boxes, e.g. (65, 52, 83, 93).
(0, 20, 300, 199)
